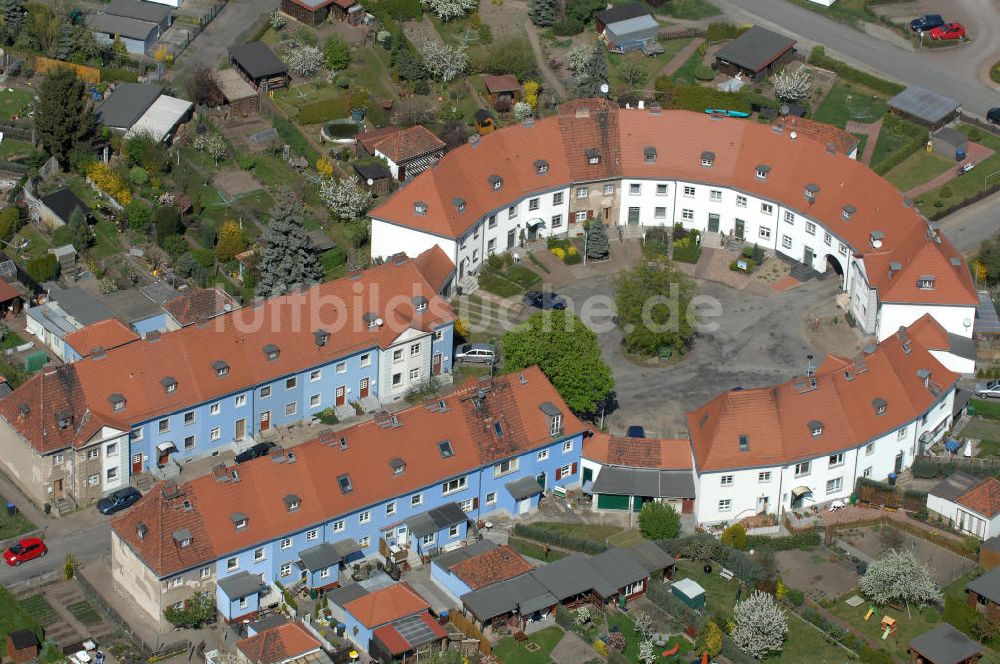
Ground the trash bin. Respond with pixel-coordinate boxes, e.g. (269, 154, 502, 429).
(968, 402, 976, 416)
(5, 502, 15, 516)
(888, 472, 898, 486)
(336, 623, 346, 637)
(309, 588, 318, 600)
(957, 146, 967, 161)
(439, 610, 449, 626)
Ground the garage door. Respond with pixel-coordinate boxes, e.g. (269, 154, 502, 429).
(597, 494, 630, 510)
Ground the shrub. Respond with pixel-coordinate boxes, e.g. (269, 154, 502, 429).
(563, 251, 582, 265)
(808, 46, 905, 95)
(555, 604, 575, 630)
(552, 17, 584, 35)
(705, 22, 748, 42)
(0, 207, 21, 240)
(27, 254, 59, 282)
(721, 523, 747, 550)
(786, 588, 805, 606)
(128, 165, 148, 186)
(383, 0, 422, 21)
(478, 23, 492, 43)
(638, 502, 681, 540)
(694, 65, 715, 81)
(746, 531, 821, 551)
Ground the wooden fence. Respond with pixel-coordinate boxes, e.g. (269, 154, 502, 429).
(824, 514, 977, 561)
(659, 28, 706, 41)
(447, 610, 491, 656)
(856, 482, 926, 511)
(34, 56, 100, 82)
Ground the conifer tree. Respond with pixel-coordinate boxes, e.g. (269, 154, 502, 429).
(255, 194, 322, 299)
(528, 0, 556, 27)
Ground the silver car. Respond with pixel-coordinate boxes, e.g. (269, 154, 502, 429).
(454, 343, 496, 365)
(975, 379, 1000, 398)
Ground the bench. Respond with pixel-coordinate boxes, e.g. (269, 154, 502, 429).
(551, 486, 567, 498)
(719, 568, 734, 581)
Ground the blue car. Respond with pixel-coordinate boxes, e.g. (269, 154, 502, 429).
(522, 290, 567, 310)
(910, 14, 944, 32)
(97, 487, 142, 515)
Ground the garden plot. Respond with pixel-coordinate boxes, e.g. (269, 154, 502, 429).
(213, 169, 264, 198)
(837, 525, 974, 585)
(775, 547, 861, 602)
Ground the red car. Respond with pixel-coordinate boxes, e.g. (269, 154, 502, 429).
(929, 23, 966, 40)
(4, 537, 47, 566)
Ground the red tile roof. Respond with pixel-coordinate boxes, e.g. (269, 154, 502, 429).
(772, 116, 859, 157)
(111, 367, 585, 577)
(371, 102, 975, 308)
(413, 246, 454, 294)
(372, 125, 445, 164)
(357, 127, 402, 155)
(958, 478, 1000, 518)
(0, 279, 21, 303)
(688, 315, 959, 472)
(343, 583, 429, 629)
(450, 544, 533, 590)
(236, 622, 321, 664)
(482, 75, 519, 94)
(372, 613, 447, 655)
(63, 319, 140, 357)
(162, 288, 240, 326)
(583, 433, 692, 470)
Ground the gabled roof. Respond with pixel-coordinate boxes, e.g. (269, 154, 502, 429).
(357, 127, 402, 155)
(343, 583, 429, 629)
(372, 125, 445, 164)
(87, 14, 158, 42)
(957, 477, 1000, 518)
(688, 315, 959, 472)
(413, 246, 454, 295)
(95, 83, 162, 129)
(929, 472, 980, 502)
(908, 624, 982, 664)
(714, 26, 796, 73)
(63, 319, 140, 357)
(229, 42, 287, 80)
(449, 544, 533, 590)
(583, 433, 692, 470)
(162, 288, 240, 327)
(482, 75, 519, 94)
(105, 0, 172, 24)
(594, 3, 650, 26)
(40, 188, 91, 222)
(236, 622, 322, 664)
(111, 367, 584, 577)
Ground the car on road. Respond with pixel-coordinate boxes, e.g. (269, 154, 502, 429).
(626, 426, 646, 438)
(988, 108, 1000, 124)
(4, 537, 47, 566)
(454, 343, 496, 365)
(975, 380, 1000, 398)
(909, 14, 944, 33)
(96, 487, 142, 515)
(522, 290, 567, 310)
(235, 441, 277, 464)
(929, 23, 966, 40)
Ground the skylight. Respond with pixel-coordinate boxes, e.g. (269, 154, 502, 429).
(438, 440, 454, 458)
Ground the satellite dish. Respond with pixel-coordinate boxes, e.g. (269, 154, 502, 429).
(375, 318, 384, 327)
(789, 131, 797, 140)
(367, 178, 374, 186)
(963, 318, 972, 329)
(599, 83, 609, 95)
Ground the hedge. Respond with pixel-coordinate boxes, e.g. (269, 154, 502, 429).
(0, 207, 21, 241)
(745, 531, 821, 551)
(808, 46, 905, 96)
(970, 398, 1000, 420)
(511, 523, 607, 554)
(272, 116, 320, 163)
(911, 457, 1000, 480)
(705, 22, 749, 43)
(298, 96, 353, 125)
(664, 83, 753, 114)
(871, 114, 927, 176)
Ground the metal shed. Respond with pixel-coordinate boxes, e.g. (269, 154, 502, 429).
(670, 578, 705, 609)
(604, 15, 660, 53)
(888, 86, 959, 129)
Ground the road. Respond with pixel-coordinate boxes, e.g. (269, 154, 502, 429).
(937, 191, 1000, 255)
(713, 0, 1000, 115)
(174, 0, 279, 71)
(0, 522, 111, 588)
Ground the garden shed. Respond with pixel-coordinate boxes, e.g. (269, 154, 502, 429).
(714, 26, 797, 81)
(603, 15, 660, 53)
(353, 163, 393, 198)
(229, 42, 290, 91)
(670, 578, 705, 609)
(217, 69, 259, 118)
(932, 126, 969, 161)
(594, 3, 650, 34)
(35, 188, 91, 228)
(103, 0, 172, 35)
(96, 83, 162, 132)
(482, 75, 520, 111)
(125, 94, 193, 143)
(908, 624, 981, 664)
(5, 629, 40, 664)
(888, 86, 959, 130)
(87, 14, 158, 55)
(280, 0, 358, 25)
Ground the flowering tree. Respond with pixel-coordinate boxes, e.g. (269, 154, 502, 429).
(731, 591, 787, 659)
(285, 45, 324, 77)
(523, 80, 540, 108)
(420, 40, 468, 82)
(567, 43, 608, 97)
(633, 612, 653, 640)
(605, 631, 626, 654)
(859, 549, 940, 607)
(319, 178, 373, 221)
(638, 640, 657, 664)
(206, 134, 228, 165)
(513, 101, 532, 121)
(421, 0, 476, 21)
(771, 67, 812, 103)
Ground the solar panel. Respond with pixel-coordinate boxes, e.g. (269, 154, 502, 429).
(392, 615, 438, 648)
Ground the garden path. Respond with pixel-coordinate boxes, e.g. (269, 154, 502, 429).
(906, 142, 995, 198)
(523, 20, 569, 101)
(845, 118, 883, 165)
(657, 37, 706, 79)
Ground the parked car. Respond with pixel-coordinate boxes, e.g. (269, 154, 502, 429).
(975, 380, 1000, 398)
(96, 487, 142, 515)
(234, 441, 277, 464)
(626, 426, 646, 438)
(988, 108, 1000, 124)
(454, 343, 496, 365)
(929, 23, 966, 40)
(4, 537, 47, 566)
(909, 14, 944, 32)
(522, 290, 567, 310)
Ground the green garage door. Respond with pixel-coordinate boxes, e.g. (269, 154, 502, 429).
(597, 493, 631, 510)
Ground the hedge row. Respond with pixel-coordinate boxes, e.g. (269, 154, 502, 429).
(871, 114, 927, 176)
(0, 207, 21, 241)
(744, 531, 820, 552)
(970, 398, 1000, 420)
(510, 523, 607, 554)
(911, 457, 1000, 480)
(808, 46, 905, 96)
(272, 116, 320, 163)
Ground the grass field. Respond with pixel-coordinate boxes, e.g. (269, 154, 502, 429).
(494, 626, 564, 664)
(812, 81, 888, 129)
(92, 220, 122, 258)
(884, 150, 953, 192)
(609, 39, 692, 94)
(657, 0, 721, 19)
(669, 49, 704, 85)
(0, 492, 35, 540)
(870, 117, 925, 173)
(0, 587, 41, 657)
(0, 88, 34, 119)
(916, 125, 1000, 216)
(0, 138, 33, 160)
(478, 265, 542, 298)
(528, 521, 624, 541)
(508, 537, 568, 562)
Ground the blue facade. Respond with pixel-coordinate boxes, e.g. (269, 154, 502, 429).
(216, 582, 260, 621)
(343, 611, 374, 653)
(429, 561, 472, 600)
(132, 313, 171, 338)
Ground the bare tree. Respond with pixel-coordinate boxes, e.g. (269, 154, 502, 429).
(188, 65, 225, 107)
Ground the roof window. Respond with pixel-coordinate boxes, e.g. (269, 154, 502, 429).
(872, 398, 887, 415)
(805, 183, 819, 202)
(109, 393, 126, 412)
(161, 376, 177, 394)
(414, 201, 427, 216)
(917, 275, 935, 290)
(213, 360, 229, 377)
(842, 205, 856, 220)
(173, 529, 192, 547)
(314, 329, 330, 347)
(389, 458, 406, 475)
(870, 231, 884, 249)
(337, 474, 353, 494)
(56, 410, 72, 429)
(739, 435, 749, 452)
(534, 159, 549, 174)
(643, 146, 657, 163)
(585, 148, 600, 165)
(452, 197, 466, 213)
(412, 295, 428, 312)
(283, 495, 300, 512)
(438, 440, 454, 458)
(755, 165, 771, 180)
(263, 344, 280, 361)
(488, 175, 502, 190)
(231, 512, 248, 530)
(808, 420, 824, 437)
(700, 151, 715, 167)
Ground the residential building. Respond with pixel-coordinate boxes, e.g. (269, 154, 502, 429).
(340, 583, 447, 660)
(688, 315, 958, 524)
(235, 622, 328, 664)
(928, 474, 1000, 539)
(360, 126, 446, 182)
(369, 99, 977, 340)
(581, 433, 695, 514)
(0, 255, 455, 511)
(108, 367, 586, 629)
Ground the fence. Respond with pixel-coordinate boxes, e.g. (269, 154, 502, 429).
(856, 482, 926, 511)
(447, 611, 491, 656)
(959, 111, 1000, 138)
(0, 120, 34, 143)
(659, 28, 706, 41)
(166, 0, 227, 59)
(824, 514, 977, 561)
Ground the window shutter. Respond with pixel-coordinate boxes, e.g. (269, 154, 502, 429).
(571, 463, 578, 475)
(472, 497, 479, 510)
(555, 467, 562, 481)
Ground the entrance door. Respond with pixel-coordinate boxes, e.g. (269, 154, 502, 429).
(734, 219, 745, 240)
(131, 454, 143, 474)
(235, 418, 246, 440)
(157, 447, 171, 467)
(707, 213, 720, 233)
(681, 498, 694, 514)
(432, 353, 442, 376)
(260, 411, 271, 432)
(52, 478, 63, 498)
(396, 526, 408, 547)
(335, 386, 346, 406)
(518, 498, 532, 514)
(627, 207, 640, 225)
(603, 207, 611, 221)
(803, 246, 814, 266)
(894, 452, 904, 474)
(536, 472, 546, 491)
(458, 259, 466, 279)
(507, 229, 516, 249)
(359, 377, 370, 398)
(756, 496, 769, 514)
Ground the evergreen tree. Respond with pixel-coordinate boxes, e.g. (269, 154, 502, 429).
(585, 220, 609, 259)
(577, 47, 608, 97)
(35, 67, 95, 167)
(256, 194, 322, 299)
(528, 0, 556, 27)
(57, 18, 73, 61)
(65, 208, 91, 250)
(70, 24, 99, 64)
(1, 0, 25, 46)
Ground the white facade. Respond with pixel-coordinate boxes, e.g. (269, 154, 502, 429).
(929, 349, 976, 375)
(380, 328, 432, 400)
(694, 387, 955, 524)
(877, 303, 977, 341)
(370, 219, 457, 265)
(927, 494, 1000, 540)
(98, 428, 129, 493)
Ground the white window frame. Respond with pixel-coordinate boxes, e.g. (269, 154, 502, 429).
(486, 491, 497, 505)
(826, 477, 843, 495)
(562, 440, 573, 453)
(210, 402, 221, 415)
(683, 185, 695, 198)
(280, 538, 292, 549)
(359, 510, 371, 524)
(253, 547, 265, 562)
(782, 235, 793, 250)
(227, 557, 239, 571)
(306, 529, 319, 541)
(736, 195, 747, 208)
(709, 189, 722, 202)
(761, 203, 773, 215)
(280, 563, 292, 577)
(759, 227, 771, 240)
(442, 477, 467, 495)
(758, 471, 771, 483)
(829, 453, 844, 468)
(358, 536, 370, 548)
(537, 449, 549, 461)
(360, 353, 371, 367)
(333, 520, 345, 533)
(794, 461, 810, 477)
(718, 499, 732, 512)
(411, 493, 423, 508)
(576, 187, 589, 199)
(210, 427, 221, 441)
(235, 394, 246, 408)
(720, 475, 733, 486)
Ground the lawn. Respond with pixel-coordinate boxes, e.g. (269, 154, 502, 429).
(92, 220, 122, 258)
(13, 225, 51, 261)
(493, 625, 564, 664)
(66, 601, 102, 625)
(829, 589, 947, 662)
(0, 138, 33, 161)
(508, 536, 568, 562)
(529, 521, 623, 541)
(812, 80, 888, 129)
(870, 117, 925, 173)
(669, 49, 704, 85)
(477, 265, 541, 298)
(609, 40, 692, 94)
(0, 587, 42, 657)
(0, 330, 23, 350)
(0, 489, 33, 540)
(320, 246, 348, 280)
(884, 150, 953, 192)
(0, 88, 34, 119)
(656, 0, 721, 19)
(916, 125, 1000, 217)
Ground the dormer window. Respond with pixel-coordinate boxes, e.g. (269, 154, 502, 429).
(917, 275, 935, 290)
(161, 376, 177, 394)
(644, 146, 657, 163)
(213, 360, 229, 377)
(109, 394, 126, 412)
(870, 231, 884, 249)
(539, 401, 562, 435)
(283, 494, 300, 512)
(872, 398, 887, 415)
(805, 183, 819, 201)
(489, 175, 502, 191)
(389, 457, 406, 475)
(363, 312, 379, 328)
(18, 403, 29, 417)
(231, 512, 248, 530)
(263, 344, 280, 361)
(739, 434, 749, 451)
(755, 165, 770, 180)
(414, 201, 428, 216)
(492, 421, 504, 438)
(438, 440, 454, 458)
(173, 529, 192, 548)
(412, 295, 428, 312)
(701, 151, 715, 167)
(337, 474, 353, 494)
(56, 410, 72, 429)
(842, 205, 856, 220)
(452, 197, 466, 213)
(808, 420, 823, 437)
(534, 159, 549, 175)
(314, 329, 330, 347)
(585, 148, 600, 165)
(137, 523, 148, 540)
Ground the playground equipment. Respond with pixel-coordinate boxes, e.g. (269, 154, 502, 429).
(880, 616, 897, 640)
(864, 606, 877, 621)
(661, 643, 679, 657)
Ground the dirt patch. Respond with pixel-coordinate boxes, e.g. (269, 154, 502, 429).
(838, 525, 975, 585)
(802, 300, 864, 359)
(776, 547, 861, 602)
(213, 169, 264, 197)
(753, 256, 791, 284)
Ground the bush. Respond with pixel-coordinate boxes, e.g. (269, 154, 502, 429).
(383, 0, 422, 21)
(154, 207, 181, 245)
(478, 23, 492, 43)
(0, 207, 21, 240)
(706, 22, 748, 42)
(563, 251, 582, 265)
(721, 523, 747, 550)
(555, 604, 575, 630)
(673, 231, 701, 264)
(27, 253, 59, 282)
(746, 531, 821, 551)
(694, 65, 715, 81)
(808, 46, 905, 95)
(511, 523, 608, 554)
(638, 502, 681, 540)
(786, 588, 805, 606)
(552, 17, 584, 35)
(128, 166, 148, 186)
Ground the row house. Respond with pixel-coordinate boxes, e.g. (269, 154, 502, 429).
(109, 367, 587, 630)
(687, 314, 959, 525)
(0, 251, 456, 510)
(370, 99, 978, 342)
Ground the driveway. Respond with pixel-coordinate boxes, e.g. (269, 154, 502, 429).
(712, 0, 1000, 114)
(174, 0, 279, 70)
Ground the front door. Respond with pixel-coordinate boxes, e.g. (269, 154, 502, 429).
(235, 418, 246, 440)
(157, 447, 171, 467)
(131, 454, 142, 474)
(432, 353, 442, 376)
(458, 259, 466, 279)
(52, 478, 63, 498)
(396, 526, 408, 547)
(894, 452, 904, 474)
(359, 377, 370, 398)
(627, 207, 640, 225)
(536, 472, 546, 491)
(803, 246, 814, 266)
(603, 207, 611, 221)
(518, 498, 532, 514)
(260, 411, 270, 432)
(756, 496, 769, 514)
(734, 219, 745, 240)
(708, 213, 720, 233)
(335, 386, 346, 406)
(507, 229, 516, 249)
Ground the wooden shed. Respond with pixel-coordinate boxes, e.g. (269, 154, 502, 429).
(217, 69, 259, 118)
(5, 629, 40, 664)
(482, 75, 520, 112)
(229, 42, 289, 91)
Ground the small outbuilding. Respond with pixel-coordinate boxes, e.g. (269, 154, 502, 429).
(888, 85, 959, 130)
(88, 13, 159, 54)
(126, 94, 194, 143)
(280, 0, 359, 25)
(714, 26, 797, 81)
(603, 15, 660, 53)
(35, 188, 91, 228)
(932, 126, 969, 161)
(230, 42, 290, 91)
(217, 68, 259, 118)
(908, 623, 981, 664)
(353, 163, 393, 198)
(482, 75, 520, 111)
(670, 578, 705, 609)
(5, 629, 40, 664)
(104, 0, 172, 35)
(594, 3, 650, 34)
